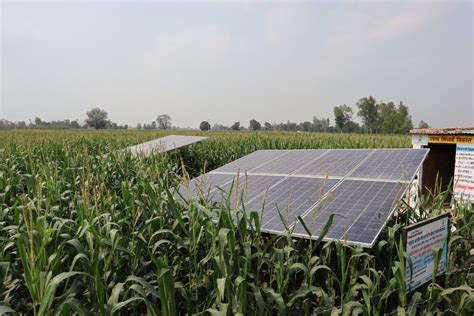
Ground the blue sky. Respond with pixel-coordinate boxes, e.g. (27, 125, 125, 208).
(1, 0, 472, 128)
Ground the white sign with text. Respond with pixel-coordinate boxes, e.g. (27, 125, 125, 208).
(454, 144, 474, 202)
(405, 214, 449, 292)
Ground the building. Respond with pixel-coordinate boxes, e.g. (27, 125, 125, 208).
(410, 127, 474, 202)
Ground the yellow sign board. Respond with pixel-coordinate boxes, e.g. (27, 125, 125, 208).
(428, 135, 474, 145)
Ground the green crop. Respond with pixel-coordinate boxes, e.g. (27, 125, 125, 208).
(0, 130, 472, 315)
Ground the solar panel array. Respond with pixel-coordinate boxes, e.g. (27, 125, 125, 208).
(180, 148, 429, 247)
(128, 135, 207, 156)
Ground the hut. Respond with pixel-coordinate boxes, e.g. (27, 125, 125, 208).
(410, 127, 474, 202)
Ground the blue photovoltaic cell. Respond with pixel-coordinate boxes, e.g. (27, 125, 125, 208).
(246, 177, 339, 232)
(182, 148, 429, 247)
(212, 150, 289, 173)
(294, 149, 372, 178)
(208, 175, 284, 208)
(251, 150, 326, 174)
(349, 149, 429, 181)
(293, 180, 404, 246)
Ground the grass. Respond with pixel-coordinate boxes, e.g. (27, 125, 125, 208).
(0, 130, 472, 315)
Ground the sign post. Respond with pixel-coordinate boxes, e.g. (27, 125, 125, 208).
(404, 214, 450, 292)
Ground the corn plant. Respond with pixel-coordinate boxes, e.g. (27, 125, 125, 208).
(0, 130, 472, 315)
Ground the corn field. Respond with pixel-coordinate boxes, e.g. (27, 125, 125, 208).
(0, 130, 472, 315)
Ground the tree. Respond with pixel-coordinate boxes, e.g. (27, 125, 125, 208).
(333, 104, 354, 132)
(346, 121, 360, 133)
(394, 102, 413, 134)
(356, 97, 412, 134)
(85, 107, 108, 129)
(34, 117, 43, 127)
(278, 120, 298, 131)
(212, 124, 229, 130)
(264, 122, 273, 130)
(313, 116, 330, 132)
(249, 119, 261, 131)
(200, 121, 211, 131)
(71, 120, 81, 129)
(378, 102, 398, 134)
(418, 120, 430, 129)
(231, 122, 240, 131)
(156, 114, 171, 129)
(357, 96, 379, 133)
(300, 121, 312, 132)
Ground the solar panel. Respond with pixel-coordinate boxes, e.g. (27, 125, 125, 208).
(349, 149, 429, 181)
(251, 150, 326, 175)
(293, 149, 372, 178)
(211, 150, 289, 173)
(181, 148, 429, 247)
(292, 180, 405, 246)
(128, 135, 207, 156)
(245, 176, 339, 232)
(208, 175, 285, 209)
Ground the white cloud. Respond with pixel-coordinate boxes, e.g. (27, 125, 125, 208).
(309, 0, 459, 75)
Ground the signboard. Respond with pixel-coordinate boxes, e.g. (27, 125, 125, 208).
(428, 135, 474, 145)
(412, 134, 428, 147)
(405, 214, 449, 292)
(454, 144, 474, 202)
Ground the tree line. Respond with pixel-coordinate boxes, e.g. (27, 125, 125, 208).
(1, 96, 430, 133)
(0, 108, 173, 131)
(203, 117, 333, 132)
(202, 97, 429, 133)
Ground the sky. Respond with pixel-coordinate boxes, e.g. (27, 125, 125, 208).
(1, 0, 473, 128)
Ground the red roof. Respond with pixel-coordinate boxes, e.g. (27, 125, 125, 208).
(410, 127, 474, 135)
